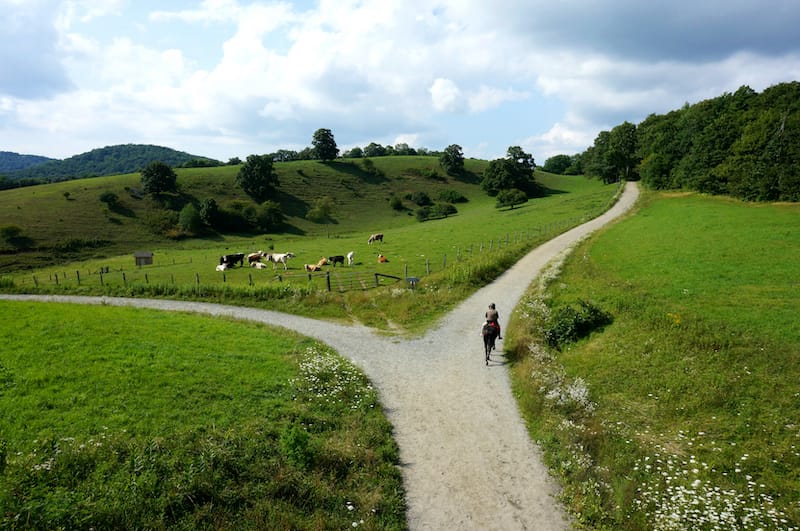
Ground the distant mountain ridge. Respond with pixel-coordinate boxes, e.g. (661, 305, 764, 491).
(0, 151, 56, 173)
(1, 144, 219, 182)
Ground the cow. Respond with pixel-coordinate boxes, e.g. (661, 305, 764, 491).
(215, 263, 229, 272)
(327, 255, 345, 267)
(367, 233, 383, 244)
(346, 251, 355, 266)
(304, 263, 322, 272)
(268, 252, 295, 270)
(317, 257, 329, 267)
(247, 251, 265, 264)
(251, 262, 267, 269)
(220, 253, 245, 267)
(378, 254, 388, 263)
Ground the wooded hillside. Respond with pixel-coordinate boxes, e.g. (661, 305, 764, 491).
(581, 81, 800, 202)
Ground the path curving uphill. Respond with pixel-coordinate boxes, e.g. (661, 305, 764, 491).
(2, 182, 639, 530)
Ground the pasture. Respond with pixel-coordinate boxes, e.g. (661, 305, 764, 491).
(0, 301, 405, 529)
(1, 173, 620, 332)
(508, 189, 800, 529)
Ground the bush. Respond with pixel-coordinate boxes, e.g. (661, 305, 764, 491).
(99, 191, 119, 206)
(438, 189, 468, 203)
(544, 300, 613, 349)
(178, 204, 201, 232)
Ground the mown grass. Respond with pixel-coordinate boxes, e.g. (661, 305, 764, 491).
(0, 301, 405, 530)
(507, 189, 800, 529)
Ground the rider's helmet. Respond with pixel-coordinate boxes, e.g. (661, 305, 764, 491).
(488, 303, 495, 309)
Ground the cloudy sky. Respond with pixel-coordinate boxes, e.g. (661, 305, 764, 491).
(2, 0, 799, 163)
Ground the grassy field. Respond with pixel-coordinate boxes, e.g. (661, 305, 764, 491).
(507, 189, 800, 529)
(1, 172, 618, 333)
(0, 301, 405, 529)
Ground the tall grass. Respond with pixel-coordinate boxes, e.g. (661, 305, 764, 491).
(508, 189, 800, 529)
(0, 302, 405, 530)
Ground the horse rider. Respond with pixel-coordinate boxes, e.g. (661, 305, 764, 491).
(485, 303, 502, 340)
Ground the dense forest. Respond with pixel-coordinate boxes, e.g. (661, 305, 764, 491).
(579, 81, 800, 202)
(0, 144, 220, 188)
(0, 152, 55, 173)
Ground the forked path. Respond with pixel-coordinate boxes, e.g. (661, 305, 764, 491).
(2, 182, 639, 530)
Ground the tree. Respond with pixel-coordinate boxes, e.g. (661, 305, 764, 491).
(481, 146, 541, 197)
(255, 200, 284, 231)
(199, 198, 219, 227)
(227, 157, 242, 165)
(140, 161, 177, 195)
(496, 188, 528, 209)
(542, 154, 573, 174)
(312, 128, 339, 161)
(439, 144, 464, 176)
(306, 196, 335, 223)
(178, 204, 202, 232)
(363, 142, 386, 157)
(236, 154, 279, 202)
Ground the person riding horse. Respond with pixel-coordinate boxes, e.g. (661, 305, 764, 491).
(485, 303, 502, 340)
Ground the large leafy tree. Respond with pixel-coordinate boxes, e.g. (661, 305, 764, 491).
(481, 146, 541, 197)
(312, 128, 339, 161)
(236, 154, 279, 202)
(439, 144, 464, 176)
(140, 161, 177, 195)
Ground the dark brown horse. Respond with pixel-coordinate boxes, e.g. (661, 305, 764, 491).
(482, 322, 499, 365)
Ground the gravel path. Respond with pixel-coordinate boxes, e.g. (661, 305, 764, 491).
(1, 182, 639, 530)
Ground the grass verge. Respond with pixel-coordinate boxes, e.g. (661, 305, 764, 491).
(507, 189, 800, 529)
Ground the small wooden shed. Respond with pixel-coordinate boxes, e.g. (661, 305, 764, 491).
(134, 251, 153, 267)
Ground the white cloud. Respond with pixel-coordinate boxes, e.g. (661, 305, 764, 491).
(429, 78, 463, 112)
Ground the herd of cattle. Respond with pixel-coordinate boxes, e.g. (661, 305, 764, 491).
(215, 233, 386, 272)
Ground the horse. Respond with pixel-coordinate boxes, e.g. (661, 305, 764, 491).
(482, 322, 499, 365)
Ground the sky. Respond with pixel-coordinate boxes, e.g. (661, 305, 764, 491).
(2, 0, 799, 164)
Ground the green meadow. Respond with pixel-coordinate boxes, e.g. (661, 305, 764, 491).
(0, 167, 621, 528)
(508, 189, 800, 529)
(1, 170, 618, 332)
(0, 301, 404, 530)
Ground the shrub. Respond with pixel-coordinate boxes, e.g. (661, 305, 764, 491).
(438, 189, 468, 203)
(99, 191, 119, 206)
(544, 300, 612, 349)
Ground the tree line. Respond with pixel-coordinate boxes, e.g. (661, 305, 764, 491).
(576, 81, 800, 202)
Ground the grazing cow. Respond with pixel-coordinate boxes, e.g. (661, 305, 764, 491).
(304, 263, 321, 272)
(215, 263, 229, 272)
(367, 233, 383, 244)
(378, 254, 388, 263)
(346, 251, 355, 266)
(251, 262, 267, 269)
(317, 257, 329, 267)
(268, 252, 296, 270)
(247, 251, 265, 264)
(220, 253, 245, 267)
(327, 255, 345, 267)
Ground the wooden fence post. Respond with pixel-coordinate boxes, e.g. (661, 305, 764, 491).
(33, 275, 38, 287)
(326, 271, 331, 292)
(76, 271, 81, 286)
(426, 258, 430, 275)
(99, 272, 103, 286)
(122, 272, 127, 287)
(145, 274, 149, 284)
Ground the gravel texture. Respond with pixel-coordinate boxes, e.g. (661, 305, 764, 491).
(1, 182, 639, 530)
